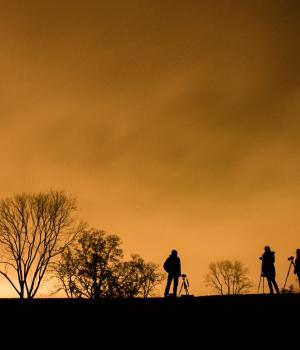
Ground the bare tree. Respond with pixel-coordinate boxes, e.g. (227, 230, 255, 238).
(131, 255, 165, 298)
(114, 257, 142, 298)
(0, 190, 82, 298)
(54, 229, 123, 299)
(205, 260, 253, 295)
(54, 230, 165, 298)
(116, 255, 165, 298)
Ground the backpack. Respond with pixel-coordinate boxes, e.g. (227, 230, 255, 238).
(163, 257, 171, 273)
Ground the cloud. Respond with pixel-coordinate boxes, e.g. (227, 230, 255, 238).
(0, 0, 300, 296)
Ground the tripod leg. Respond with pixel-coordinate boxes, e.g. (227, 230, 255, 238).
(184, 281, 189, 295)
(257, 275, 262, 294)
(262, 277, 264, 294)
(179, 282, 183, 296)
(283, 261, 293, 291)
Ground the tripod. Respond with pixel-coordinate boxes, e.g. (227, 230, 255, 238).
(179, 274, 190, 296)
(257, 273, 265, 294)
(283, 258, 296, 291)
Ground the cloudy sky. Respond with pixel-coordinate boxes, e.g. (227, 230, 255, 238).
(0, 1, 300, 296)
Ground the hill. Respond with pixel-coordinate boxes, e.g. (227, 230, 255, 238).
(1, 294, 298, 349)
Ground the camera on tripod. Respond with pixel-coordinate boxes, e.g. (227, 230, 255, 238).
(179, 273, 192, 297)
(283, 255, 297, 291)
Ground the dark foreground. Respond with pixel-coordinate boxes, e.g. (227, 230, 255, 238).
(1, 294, 298, 349)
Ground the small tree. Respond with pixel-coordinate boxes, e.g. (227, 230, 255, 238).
(205, 260, 253, 295)
(116, 255, 165, 298)
(0, 190, 81, 298)
(281, 284, 296, 294)
(114, 257, 142, 298)
(54, 229, 165, 298)
(54, 229, 123, 299)
(136, 256, 165, 298)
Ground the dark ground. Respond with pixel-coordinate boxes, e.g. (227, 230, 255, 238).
(0, 294, 298, 349)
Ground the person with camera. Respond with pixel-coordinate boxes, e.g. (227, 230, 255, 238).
(261, 246, 280, 294)
(294, 249, 300, 286)
(163, 249, 181, 297)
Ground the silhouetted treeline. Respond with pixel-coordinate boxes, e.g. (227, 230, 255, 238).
(0, 190, 165, 299)
(0, 190, 299, 298)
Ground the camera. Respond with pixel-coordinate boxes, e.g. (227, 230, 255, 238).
(259, 257, 263, 260)
(288, 256, 294, 261)
(181, 274, 187, 278)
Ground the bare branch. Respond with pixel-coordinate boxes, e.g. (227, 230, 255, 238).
(205, 260, 253, 295)
(0, 190, 81, 298)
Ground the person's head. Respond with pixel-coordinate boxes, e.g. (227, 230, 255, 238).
(296, 249, 300, 258)
(171, 249, 178, 257)
(264, 246, 271, 252)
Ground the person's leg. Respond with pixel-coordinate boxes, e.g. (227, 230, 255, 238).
(272, 278, 280, 294)
(164, 274, 172, 297)
(297, 273, 300, 292)
(173, 275, 179, 296)
(267, 277, 274, 294)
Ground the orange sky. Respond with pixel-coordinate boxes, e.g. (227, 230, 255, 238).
(0, 1, 300, 297)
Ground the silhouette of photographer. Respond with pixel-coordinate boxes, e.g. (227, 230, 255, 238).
(294, 249, 300, 286)
(261, 246, 280, 294)
(163, 249, 181, 297)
